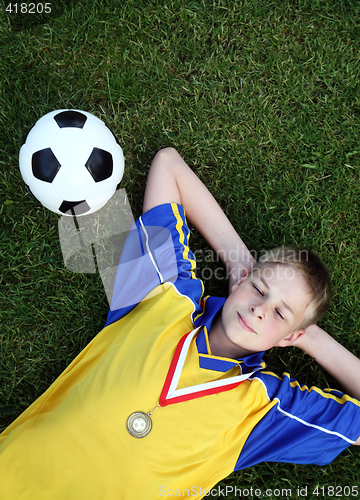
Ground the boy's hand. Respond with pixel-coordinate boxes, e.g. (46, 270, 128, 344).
(290, 324, 360, 402)
(285, 323, 360, 445)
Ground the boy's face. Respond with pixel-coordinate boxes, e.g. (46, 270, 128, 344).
(220, 264, 311, 355)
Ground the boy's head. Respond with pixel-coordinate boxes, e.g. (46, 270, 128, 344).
(219, 247, 331, 356)
(254, 246, 331, 330)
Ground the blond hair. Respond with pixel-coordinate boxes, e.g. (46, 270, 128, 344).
(253, 246, 331, 329)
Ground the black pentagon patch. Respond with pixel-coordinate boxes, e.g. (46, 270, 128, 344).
(85, 148, 113, 182)
(59, 200, 91, 216)
(32, 148, 61, 182)
(54, 110, 87, 129)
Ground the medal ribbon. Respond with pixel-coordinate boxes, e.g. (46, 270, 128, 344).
(159, 327, 255, 407)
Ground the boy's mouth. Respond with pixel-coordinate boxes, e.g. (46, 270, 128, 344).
(237, 313, 256, 334)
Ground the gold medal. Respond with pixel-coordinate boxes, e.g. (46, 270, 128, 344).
(126, 411, 152, 438)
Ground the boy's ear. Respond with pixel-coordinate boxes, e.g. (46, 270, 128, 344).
(230, 273, 248, 293)
(276, 329, 305, 347)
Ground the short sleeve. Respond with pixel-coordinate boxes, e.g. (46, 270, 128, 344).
(105, 203, 204, 326)
(235, 371, 360, 470)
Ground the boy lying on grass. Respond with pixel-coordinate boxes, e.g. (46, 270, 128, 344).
(0, 148, 359, 500)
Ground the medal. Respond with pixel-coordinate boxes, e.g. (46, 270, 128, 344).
(126, 327, 255, 438)
(126, 411, 152, 438)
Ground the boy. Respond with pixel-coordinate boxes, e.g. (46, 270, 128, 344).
(0, 147, 359, 499)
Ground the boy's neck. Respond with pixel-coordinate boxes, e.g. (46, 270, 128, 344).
(208, 314, 256, 360)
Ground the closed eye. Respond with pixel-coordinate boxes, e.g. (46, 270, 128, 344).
(253, 282, 286, 319)
(252, 283, 264, 296)
(275, 308, 285, 320)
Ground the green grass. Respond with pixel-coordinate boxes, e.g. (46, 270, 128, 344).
(1, 0, 359, 496)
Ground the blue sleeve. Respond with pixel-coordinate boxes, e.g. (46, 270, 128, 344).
(235, 371, 360, 469)
(105, 203, 204, 326)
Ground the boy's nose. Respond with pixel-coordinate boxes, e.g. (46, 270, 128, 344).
(250, 304, 266, 319)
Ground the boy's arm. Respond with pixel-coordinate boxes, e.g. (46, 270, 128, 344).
(294, 324, 360, 446)
(143, 148, 256, 290)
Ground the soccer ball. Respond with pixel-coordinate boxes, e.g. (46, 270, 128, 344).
(19, 109, 124, 216)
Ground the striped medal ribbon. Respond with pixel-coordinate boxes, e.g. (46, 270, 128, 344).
(126, 327, 255, 438)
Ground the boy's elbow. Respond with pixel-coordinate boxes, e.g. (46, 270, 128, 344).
(150, 148, 182, 177)
(153, 147, 179, 163)
(159, 146, 178, 155)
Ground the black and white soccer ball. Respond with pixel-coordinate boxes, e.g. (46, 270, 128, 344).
(19, 109, 124, 216)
